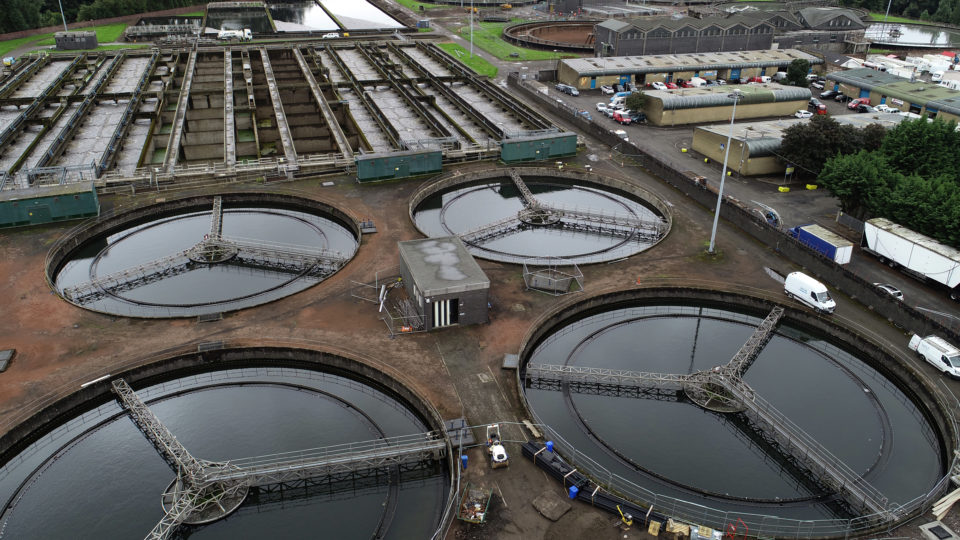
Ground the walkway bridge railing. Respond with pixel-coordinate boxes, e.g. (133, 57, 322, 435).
(203, 432, 447, 486)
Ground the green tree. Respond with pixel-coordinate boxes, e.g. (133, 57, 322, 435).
(819, 151, 896, 219)
(0, 0, 42, 33)
(625, 91, 646, 112)
(880, 117, 960, 181)
(785, 59, 811, 87)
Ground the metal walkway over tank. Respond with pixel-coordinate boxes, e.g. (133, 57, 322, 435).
(524, 306, 898, 522)
(111, 377, 447, 540)
(457, 169, 665, 248)
(60, 197, 347, 304)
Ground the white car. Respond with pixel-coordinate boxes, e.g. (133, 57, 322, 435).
(321, 32, 339, 39)
(874, 104, 897, 113)
(600, 85, 614, 95)
(650, 82, 668, 91)
(795, 110, 813, 119)
(596, 102, 608, 112)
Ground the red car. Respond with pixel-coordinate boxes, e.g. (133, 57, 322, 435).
(847, 98, 870, 110)
(665, 82, 678, 89)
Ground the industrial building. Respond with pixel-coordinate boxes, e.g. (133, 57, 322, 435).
(594, 15, 775, 57)
(691, 113, 911, 176)
(557, 48, 821, 91)
(827, 67, 960, 120)
(594, 7, 867, 57)
(397, 236, 490, 331)
(642, 83, 811, 127)
(54, 32, 98, 51)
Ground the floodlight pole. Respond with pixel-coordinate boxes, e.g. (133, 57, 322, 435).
(882, 0, 893, 36)
(707, 90, 742, 255)
(470, 0, 474, 58)
(58, 0, 69, 32)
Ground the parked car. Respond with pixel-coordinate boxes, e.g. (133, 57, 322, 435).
(603, 107, 616, 118)
(820, 90, 838, 99)
(857, 104, 876, 113)
(613, 129, 629, 142)
(649, 81, 668, 91)
(835, 93, 851, 103)
(847, 97, 869, 110)
(555, 83, 579, 96)
(873, 283, 904, 301)
(628, 110, 647, 124)
(612, 110, 632, 125)
(600, 85, 614, 95)
(715, 78, 726, 85)
(596, 102, 609, 113)
(665, 82, 678, 89)
(811, 81, 825, 90)
(808, 97, 822, 110)
(806, 73, 819, 81)
(874, 104, 898, 113)
(321, 32, 339, 39)
(909, 334, 960, 379)
(795, 109, 813, 119)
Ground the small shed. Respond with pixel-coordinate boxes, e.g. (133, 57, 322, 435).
(398, 237, 490, 331)
(55, 31, 98, 51)
(0, 182, 100, 228)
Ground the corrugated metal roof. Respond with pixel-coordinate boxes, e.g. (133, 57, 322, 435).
(563, 49, 821, 78)
(827, 68, 960, 115)
(652, 84, 811, 110)
(825, 68, 905, 89)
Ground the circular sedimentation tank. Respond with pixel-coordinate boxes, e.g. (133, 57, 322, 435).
(519, 288, 956, 534)
(503, 21, 599, 53)
(410, 168, 672, 265)
(0, 346, 451, 539)
(47, 193, 359, 318)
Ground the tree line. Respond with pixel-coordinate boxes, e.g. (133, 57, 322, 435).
(0, 0, 195, 34)
(779, 115, 960, 248)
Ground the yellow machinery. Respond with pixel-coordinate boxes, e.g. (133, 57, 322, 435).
(617, 505, 633, 528)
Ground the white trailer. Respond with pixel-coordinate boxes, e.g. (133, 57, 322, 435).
(862, 217, 960, 300)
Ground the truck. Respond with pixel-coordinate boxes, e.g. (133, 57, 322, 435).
(862, 218, 960, 301)
(787, 224, 853, 264)
(217, 28, 252, 41)
(485, 424, 509, 468)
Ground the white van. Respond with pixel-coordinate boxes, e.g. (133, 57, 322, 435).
(909, 335, 960, 378)
(784, 272, 836, 313)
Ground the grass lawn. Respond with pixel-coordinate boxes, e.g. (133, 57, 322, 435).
(393, 0, 448, 11)
(1, 22, 129, 58)
(456, 20, 577, 61)
(0, 34, 53, 58)
(437, 43, 498, 77)
(867, 12, 926, 24)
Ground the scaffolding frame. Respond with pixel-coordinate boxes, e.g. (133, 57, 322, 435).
(522, 257, 584, 296)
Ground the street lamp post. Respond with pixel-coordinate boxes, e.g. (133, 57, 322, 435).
(707, 89, 743, 254)
(57, 0, 69, 32)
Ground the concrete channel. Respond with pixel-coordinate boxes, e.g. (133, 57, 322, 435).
(0, 42, 559, 188)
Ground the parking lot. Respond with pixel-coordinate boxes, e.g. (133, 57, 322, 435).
(540, 81, 960, 330)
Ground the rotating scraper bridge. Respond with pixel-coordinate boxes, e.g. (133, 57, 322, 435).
(0, 41, 563, 191)
(457, 169, 665, 249)
(525, 306, 903, 524)
(111, 378, 447, 540)
(60, 196, 348, 306)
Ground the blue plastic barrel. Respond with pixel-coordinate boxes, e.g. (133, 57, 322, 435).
(546, 441, 554, 453)
(568, 485, 579, 499)
(461, 455, 468, 470)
